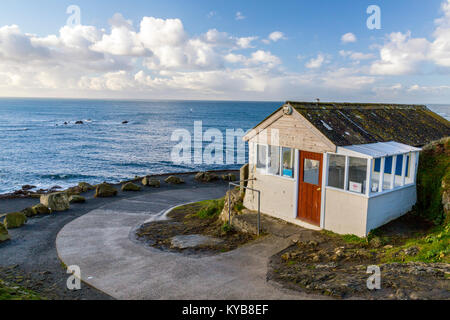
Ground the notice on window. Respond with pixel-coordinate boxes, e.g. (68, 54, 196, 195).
(349, 181, 362, 193)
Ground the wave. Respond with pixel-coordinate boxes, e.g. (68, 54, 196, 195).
(38, 173, 98, 180)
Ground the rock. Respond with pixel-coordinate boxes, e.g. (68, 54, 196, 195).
(404, 246, 420, 256)
(240, 164, 249, 191)
(3, 212, 27, 229)
(165, 176, 184, 185)
(195, 172, 218, 182)
(142, 176, 161, 188)
(395, 289, 409, 300)
(308, 240, 319, 247)
(122, 121, 129, 124)
(121, 182, 141, 192)
(75, 121, 84, 125)
(281, 253, 291, 261)
(0, 223, 10, 242)
(78, 182, 94, 192)
(170, 235, 222, 249)
(20, 207, 36, 218)
(31, 204, 51, 215)
(384, 245, 394, 249)
(219, 188, 243, 223)
(94, 183, 118, 198)
(222, 173, 237, 182)
(40, 193, 70, 211)
(369, 236, 383, 248)
(64, 186, 82, 196)
(69, 195, 86, 203)
(21, 185, 36, 191)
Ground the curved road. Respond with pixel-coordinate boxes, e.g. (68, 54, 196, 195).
(56, 184, 323, 300)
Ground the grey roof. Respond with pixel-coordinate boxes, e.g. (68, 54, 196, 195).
(287, 101, 450, 147)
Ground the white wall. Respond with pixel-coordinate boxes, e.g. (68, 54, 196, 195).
(324, 188, 369, 237)
(366, 185, 417, 234)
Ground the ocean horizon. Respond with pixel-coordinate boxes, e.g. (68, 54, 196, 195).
(0, 98, 448, 195)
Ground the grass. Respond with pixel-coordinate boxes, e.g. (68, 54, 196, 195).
(196, 198, 225, 219)
(381, 223, 450, 264)
(0, 279, 43, 300)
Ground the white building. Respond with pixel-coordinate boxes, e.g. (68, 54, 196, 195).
(243, 102, 450, 237)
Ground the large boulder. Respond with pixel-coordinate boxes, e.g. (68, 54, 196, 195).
(144, 177, 161, 188)
(165, 176, 184, 185)
(95, 183, 118, 198)
(219, 189, 244, 223)
(78, 182, 94, 192)
(3, 212, 27, 229)
(21, 207, 36, 218)
(31, 204, 51, 215)
(0, 223, 10, 242)
(121, 182, 141, 192)
(69, 195, 86, 203)
(40, 192, 70, 212)
(240, 164, 249, 191)
(195, 172, 218, 183)
(222, 173, 237, 182)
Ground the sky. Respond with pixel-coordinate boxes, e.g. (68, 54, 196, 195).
(0, 0, 449, 103)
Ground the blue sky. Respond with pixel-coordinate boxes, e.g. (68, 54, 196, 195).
(0, 0, 449, 103)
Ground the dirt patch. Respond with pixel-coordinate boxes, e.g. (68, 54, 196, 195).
(268, 214, 450, 300)
(135, 201, 257, 255)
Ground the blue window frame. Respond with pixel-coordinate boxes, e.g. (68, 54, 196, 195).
(374, 155, 409, 176)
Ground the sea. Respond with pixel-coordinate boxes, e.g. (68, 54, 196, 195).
(0, 98, 448, 194)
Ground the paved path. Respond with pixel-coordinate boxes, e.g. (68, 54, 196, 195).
(56, 185, 324, 300)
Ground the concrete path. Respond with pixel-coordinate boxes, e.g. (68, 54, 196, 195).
(56, 185, 324, 300)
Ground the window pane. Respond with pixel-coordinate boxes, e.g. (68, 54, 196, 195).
(268, 145, 280, 175)
(348, 157, 367, 194)
(256, 145, 267, 169)
(328, 154, 345, 189)
(303, 159, 320, 185)
(282, 147, 294, 178)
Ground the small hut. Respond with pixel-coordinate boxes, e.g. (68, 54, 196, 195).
(243, 102, 450, 236)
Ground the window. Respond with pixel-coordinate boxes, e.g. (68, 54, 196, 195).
(268, 145, 280, 175)
(256, 144, 267, 170)
(282, 147, 294, 178)
(303, 159, 320, 185)
(375, 155, 410, 176)
(328, 154, 345, 189)
(256, 144, 295, 179)
(348, 157, 367, 194)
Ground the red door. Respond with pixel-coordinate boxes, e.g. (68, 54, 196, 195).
(297, 151, 323, 226)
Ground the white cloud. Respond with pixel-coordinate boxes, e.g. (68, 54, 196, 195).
(339, 50, 375, 61)
(235, 12, 246, 20)
(341, 32, 357, 44)
(371, 0, 450, 75)
(305, 54, 326, 69)
(370, 32, 430, 75)
(262, 31, 286, 44)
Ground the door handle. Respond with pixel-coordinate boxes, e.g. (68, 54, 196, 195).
(317, 188, 321, 191)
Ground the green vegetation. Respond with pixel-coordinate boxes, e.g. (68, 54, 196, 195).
(221, 222, 234, 233)
(0, 279, 43, 300)
(381, 223, 449, 264)
(196, 198, 225, 219)
(416, 138, 450, 225)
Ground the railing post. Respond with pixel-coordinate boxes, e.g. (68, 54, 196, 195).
(228, 183, 231, 224)
(257, 191, 261, 236)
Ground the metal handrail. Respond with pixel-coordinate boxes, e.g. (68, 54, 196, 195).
(228, 179, 261, 236)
